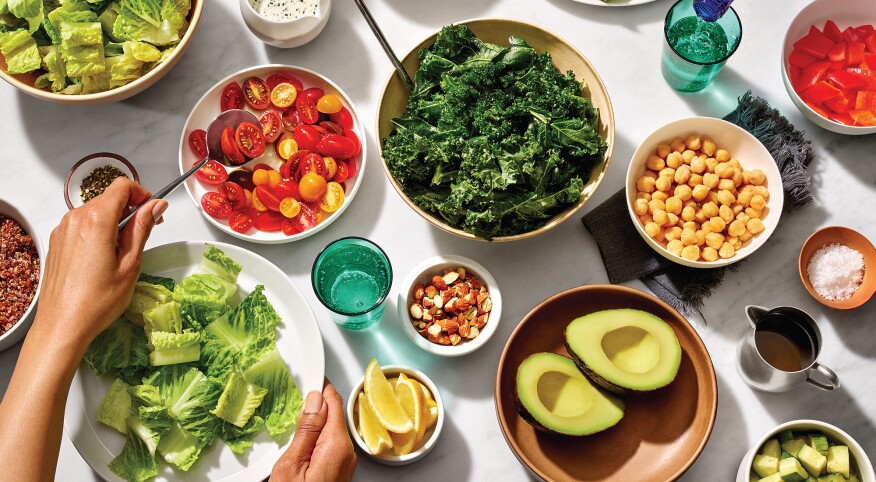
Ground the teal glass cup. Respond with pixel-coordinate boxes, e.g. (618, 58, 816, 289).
(661, 0, 742, 92)
(311, 237, 393, 330)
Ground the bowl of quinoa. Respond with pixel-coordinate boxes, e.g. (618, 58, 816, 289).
(0, 198, 44, 351)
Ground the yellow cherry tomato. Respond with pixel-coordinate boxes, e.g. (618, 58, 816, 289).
(267, 169, 281, 188)
(277, 138, 298, 160)
(279, 197, 301, 218)
(322, 156, 337, 180)
(251, 192, 268, 211)
(244, 189, 253, 207)
(319, 182, 345, 213)
(253, 169, 270, 186)
(270, 83, 297, 109)
(317, 94, 343, 114)
(299, 173, 327, 202)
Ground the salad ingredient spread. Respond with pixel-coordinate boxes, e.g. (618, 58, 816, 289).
(80, 165, 128, 203)
(788, 20, 876, 127)
(83, 245, 303, 481)
(408, 267, 491, 346)
(382, 25, 608, 240)
(0, 0, 192, 95)
(634, 134, 770, 262)
(248, 0, 319, 22)
(751, 429, 859, 481)
(807, 243, 865, 301)
(0, 216, 39, 335)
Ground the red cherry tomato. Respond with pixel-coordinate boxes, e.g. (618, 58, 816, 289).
(229, 209, 255, 234)
(345, 130, 362, 158)
(259, 110, 284, 143)
(221, 127, 246, 165)
(296, 97, 319, 125)
(188, 129, 208, 158)
(293, 125, 322, 152)
(242, 77, 270, 110)
(274, 180, 302, 201)
(228, 169, 255, 191)
(344, 158, 357, 179)
(300, 87, 325, 104)
(235, 121, 266, 158)
(201, 192, 232, 219)
(266, 73, 304, 91)
(255, 185, 281, 212)
(316, 134, 356, 159)
(288, 201, 319, 232)
(254, 210, 285, 231)
(219, 181, 246, 208)
(221, 82, 245, 111)
(280, 219, 299, 236)
(194, 159, 228, 185)
(298, 152, 326, 179)
(280, 150, 307, 180)
(282, 107, 303, 130)
(329, 106, 354, 130)
(333, 161, 349, 183)
(252, 162, 274, 173)
(319, 121, 344, 135)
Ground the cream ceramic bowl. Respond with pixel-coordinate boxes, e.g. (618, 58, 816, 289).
(239, 0, 331, 48)
(64, 152, 139, 210)
(626, 117, 784, 268)
(397, 255, 501, 357)
(346, 365, 445, 466)
(0, 198, 45, 352)
(736, 420, 875, 482)
(0, 0, 203, 105)
(782, 0, 876, 135)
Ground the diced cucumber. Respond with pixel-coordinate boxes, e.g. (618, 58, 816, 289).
(781, 451, 793, 460)
(779, 457, 809, 482)
(763, 439, 782, 459)
(826, 446, 850, 478)
(782, 439, 807, 457)
(778, 430, 796, 444)
(847, 475, 860, 482)
(807, 434, 829, 452)
(797, 444, 827, 477)
(754, 455, 781, 478)
(815, 475, 844, 482)
(758, 474, 783, 482)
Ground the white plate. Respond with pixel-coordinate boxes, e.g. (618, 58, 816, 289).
(179, 65, 367, 244)
(64, 241, 324, 482)
(570, 0, 661, 7)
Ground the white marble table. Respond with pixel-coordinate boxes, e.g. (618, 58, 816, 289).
(1, 0, 874, 480)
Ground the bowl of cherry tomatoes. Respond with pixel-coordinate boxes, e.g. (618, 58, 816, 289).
(179, 65, 365, 243)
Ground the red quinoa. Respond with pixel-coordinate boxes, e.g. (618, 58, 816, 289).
(0, 216, 40, 335)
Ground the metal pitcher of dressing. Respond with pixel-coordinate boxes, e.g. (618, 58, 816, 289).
(736, 305, 839, 392)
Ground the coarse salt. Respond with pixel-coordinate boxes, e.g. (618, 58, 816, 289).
(807, 243, 865, 301)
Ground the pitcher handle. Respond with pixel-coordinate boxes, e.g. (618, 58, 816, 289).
(745, 305, 770, 328)
(806, 363, 840, 392)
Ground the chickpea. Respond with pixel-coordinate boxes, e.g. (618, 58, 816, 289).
(640, 214, 653, 224)
(732, 169, 744, 187)
(666, 151, 684, 168)
(665, 226, 683, 242)
(681, 245, 701, 261)
(674, 184, 693, 201)
(645, 222, 661, 238)
(705, 157, 719, 173)
(648, 199, 666, 213)
(742, 170, 751, 184)
(739, 231, 753, 242)
(691, 156, 706, 174)
(719, 242, 736, 259)
(718, 179, 736, 192)
(656, 176, 673, 192)
(670, 138, 686, 153)
(728, 158, 741, 169)
(645, 169, 659, 179)
(636, 191, 652, 201)
(740, 184, 755, 194)
(726, 236, 738, 247)
(654, 229, 666, 242)
(745, 207, 762, 219)
(731, 203, 744, 215)
(681, 149, 697, 163)
(701, 201, 719, 218)
(737, 190, 753, 207)
(747, 218, 766, 235)
(702, 247, 719, 261)
(734, 239, 742, 250)
(681, 206, 696, 222)
(719, 204, 734, 224)
(687, 174, 704, 188)
(701, 137, 717, 156)
(701, 221, 713, 234)
(715, 162, 733, 179)
(717, 190, 736, 206)
(753, 186, 770, 199)
(665, 196, 683, 215)
(636, 176, 656, 193)
(715, 149, 731, 162)
(681, 228, 698, 246)
(703, 172, 720, 189)
(748, 169, 766, 185)
(674, 164, 692, 185)
(634, 198, 649, 216)
(653, 209, 669, 226)
(728, 219, 746, 237)
(736, 212, 751, 225)
(646, 155, 665, 170)
(708, 191, 720, 204)
(694, 209, 707, 225)
(695, 229, 707, 246)
(708, 216, 726, 233)
(750, 194, 766, 210)
(706, 232, 725, 250)
(659, 167, 676, 179)
(667, 212, 679, 226)
(692, 184, 710, 201)
(656, 144, 672, 159)
(683, 200, 697, 209)
(684, 135, 702, 151)
(652, 191, 669, 202)
(667, 239, 684, 256)
(683, 221, 698, 231)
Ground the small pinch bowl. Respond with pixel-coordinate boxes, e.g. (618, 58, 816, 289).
(0, 198, 45, 351)
(64, 152, 139, 210)
(239, 0, 332, 48)
(346, 365, 445, 466)
(397, 255, 501, 357)
(799, 226, 876, 309)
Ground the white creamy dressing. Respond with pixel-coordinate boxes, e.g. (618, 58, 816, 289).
(249, 0, 319, 21)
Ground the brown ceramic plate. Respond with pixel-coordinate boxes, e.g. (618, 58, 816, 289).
(376, 18, 615, 242)
(799, 226, 876, 310)
(495, 285, 717, 481)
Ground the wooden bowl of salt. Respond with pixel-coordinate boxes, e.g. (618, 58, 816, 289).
(799, 226, 876, 310)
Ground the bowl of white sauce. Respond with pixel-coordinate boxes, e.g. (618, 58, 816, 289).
(240, 0, 331, 48)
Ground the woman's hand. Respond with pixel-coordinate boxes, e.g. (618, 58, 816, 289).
(271, 382, 357, 482)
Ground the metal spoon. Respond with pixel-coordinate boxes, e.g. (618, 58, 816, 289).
(353, 0, 414, 91)
(118, 109, 259, 230)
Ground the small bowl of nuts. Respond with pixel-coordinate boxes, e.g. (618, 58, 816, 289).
(398, 255, 501, 357)
(626, 117, 784, 268)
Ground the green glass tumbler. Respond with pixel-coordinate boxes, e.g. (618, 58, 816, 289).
(312, 237, 393, 330)
(662, 0, 742, 92)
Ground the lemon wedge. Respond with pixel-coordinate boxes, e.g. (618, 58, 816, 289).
(357, 393, 392, 455)
(395, 373, 426, 446)
(424, 398, 439, 430)
(364, 359, 414, 434)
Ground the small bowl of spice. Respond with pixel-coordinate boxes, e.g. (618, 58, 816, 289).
(799, 226, 876, 310)
(398, 255, 501, 357)
(64, 153, 139, 210)
(239, 0, 331, 48)
(0, 198, 44, 351)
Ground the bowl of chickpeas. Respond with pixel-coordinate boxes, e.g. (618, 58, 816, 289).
(626, 117, 784, 268)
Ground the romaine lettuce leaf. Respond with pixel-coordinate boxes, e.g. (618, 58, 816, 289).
(220, 415, 264, 454)
(124, 39, 157, 60)
(125, 281, 173, 327)
(142, 301, 181, 335)
(129, 383, 163, 408)
(0, 0, 8, 15)
(108, 417, 161, 482)
(47, 0, 90, 31)
(173, 274, 234, 332)
(83, 318, 151, 384)
(159, 0, 187, 35)
(98, 0, 119, 38)
(195, 244, 243, 285)
(97, 378, 133, 434)
(59, 19, 104, 77)
(112, 0, 176, 45)
(8, 0, 42, 32)
(211, 370, 268, 428)
(148, 330, 200, 366)
(0, 28, 39, 73)
(244, 348, 303, 439)
(142, 366, 221, 445)
(156, 421, 201, 471)
(40, 16, 59, 43)
(108, 43, 140, 88)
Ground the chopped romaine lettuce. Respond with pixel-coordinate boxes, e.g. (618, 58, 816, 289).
(97, 378, 133, 434)
(7, 0, 42, 32)
(219, 415, 265, 454)
(98, 0, 119, 39)
(59, 19, 104, 76)
(0, 28, 39, 73)
(156, 421, 201, 471)
(142, 366, 221, 445)
(195, 244, 243, 284)
(244, 348, 303, 439)
(143, 301, 182, 335)
(125, 282, 173, 327)
(108, 417, 161, 482)
(211, 371, 268, 428)
(112, 0, 177, 46)
(83, 317, 150, 384)
(137, 272, 174, 291)
(35, 45, 66, 91)
(173, 274, 234, 332)
(148, 330, 200, 366)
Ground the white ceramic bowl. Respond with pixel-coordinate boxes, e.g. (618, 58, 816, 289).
(0, 199, 45, 351)
(64, 153, 139, 210)
(179, 65, 365, 244)
(736, 420, 875, 482)
(346, 365, 445, 466)
(239, 0, 331, 48)
(626, 117, 784, 268)
(397, 255, 501, 357)
(782, 0, 876, 135)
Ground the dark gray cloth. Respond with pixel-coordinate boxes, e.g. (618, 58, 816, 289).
(582, 91, 814, 315)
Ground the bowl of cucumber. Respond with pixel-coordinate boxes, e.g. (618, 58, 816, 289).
(736, 420, 874, 482)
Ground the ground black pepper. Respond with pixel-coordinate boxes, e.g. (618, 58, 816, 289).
(0, 216, 40, 335)
(80, 165, 128, 203)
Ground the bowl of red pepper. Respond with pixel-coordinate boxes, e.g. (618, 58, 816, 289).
(0, 198, 44, 352)
(783, 0, 876, 135)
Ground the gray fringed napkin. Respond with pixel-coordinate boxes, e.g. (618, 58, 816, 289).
(582, 91, 814, 315)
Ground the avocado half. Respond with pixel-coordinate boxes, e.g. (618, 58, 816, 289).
(515, 352, 625, 436)
(565, 309, 681, 394)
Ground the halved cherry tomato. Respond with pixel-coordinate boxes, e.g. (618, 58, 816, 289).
(333, 161, 349, 183)
(296, 96, 319, 125)
(283, 108, 303, 130)
(255, 185, 282, 212)
(277, 134, 298, 160)
(311, 124, 329, 137)
(266, 73, 304, 91)
(268, 170, 281, 187)
(300, 87, 325, 104)
(188, 129, 208, 158)
(253, 162, 273, 172)
(319, 182, 344, 213)
(201, 192, 232, 219)
(274, 180, 301, 201)
(322, 156, 337, 180)
(279, 197, 301, 218)
(281, 150, 310, 181)
(344, 158, 357, 179)
(243, 77, 270, 110)
(299, 172, 327, 202)
(319, 121, 344, 135)
(229, 209, 255, 233)
(219, 181, 246, 208)
(259, 110, 284, 143)
(281, 219, 299, 236)
(329, 107, 354, 130)
(254, 210, 285, 231)
(345, 130, 362, 158)
(252, 192, 267, 211)
(317, 134, 356, 159)
(235, 122, 266, 158)
(253, 169, 271, 186)
(228, 169, 255, 191)
(294, 125, 322, 152)
(288, 202, 319, 232)
(221, 82, 245, 111)
(299, 152, 326, 179)
(221, 127, 246, 165)
(271, 83, 298, 109)
(194, 159, 229, 185)
(317, 94, 343, 114)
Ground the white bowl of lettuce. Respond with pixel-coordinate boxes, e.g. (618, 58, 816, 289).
(0, 0, 204, 104)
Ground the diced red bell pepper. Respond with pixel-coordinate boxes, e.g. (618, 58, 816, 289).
(828, 42, 846, 62)
(794, 29, 834, 59)
(824, 91, 852, 113)
(790, 49, 818, 68)
(861, 53, 876, 70)
(843, 27, 861, 43)
(856, 25, 875, 40)
(855, 91, 876, 110)
(823, 20, 844, 42)
(831, 61, 846, 70)
(847, 67, 876, 90)
(799, 61, 831, 90)
(866, 31, 876, 54)
(827, 69, 868, 90)
(806, 101, 832, 119)
(790, 65, 802, 90)
(849, 109, 876, 126)
(848, 42, 866, 65)
(802, 81, 842, 104)
(829, 112, 856, 126)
